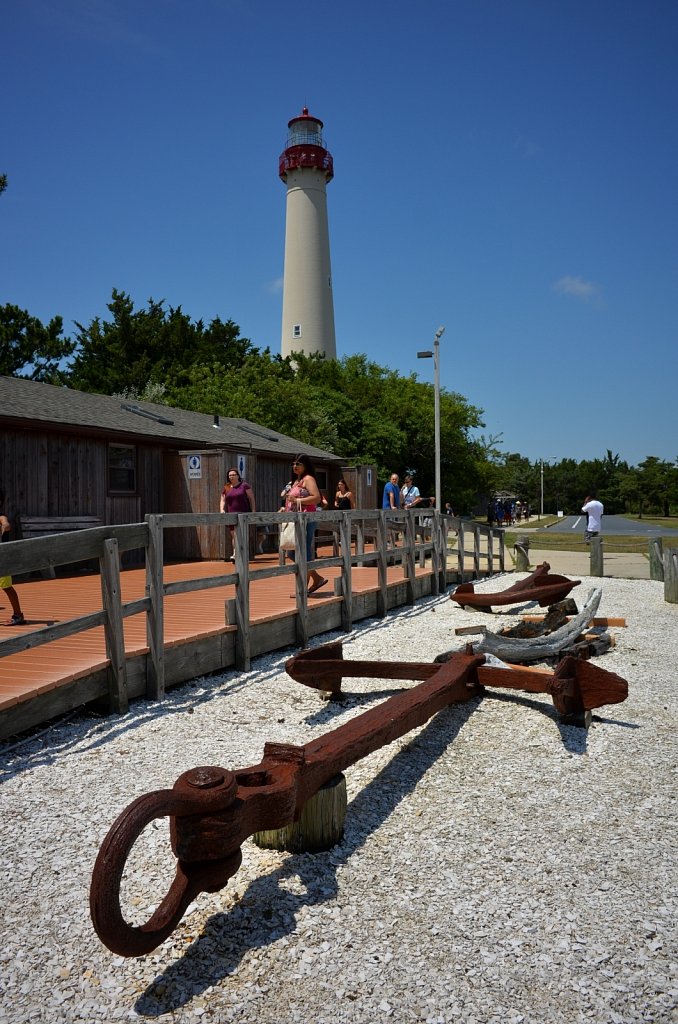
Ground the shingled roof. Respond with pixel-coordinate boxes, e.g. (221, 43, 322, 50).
(0, 375, 342, 462)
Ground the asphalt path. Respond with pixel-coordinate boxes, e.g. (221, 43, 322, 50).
(533, 514, 678, 537)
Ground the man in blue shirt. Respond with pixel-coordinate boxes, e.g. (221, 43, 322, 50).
(382, 473, 400, 510)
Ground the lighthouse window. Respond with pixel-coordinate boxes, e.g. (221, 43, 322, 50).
(293, 324, 302, 339)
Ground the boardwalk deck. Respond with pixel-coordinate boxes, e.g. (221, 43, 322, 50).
(0, 510, 505, 741)
(0, 551, 434, 739)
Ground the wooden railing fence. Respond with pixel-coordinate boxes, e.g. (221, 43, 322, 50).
(0, 511, 504, 719)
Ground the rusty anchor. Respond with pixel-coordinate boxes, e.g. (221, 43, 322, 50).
(90, 644, 628, 958)
(287, 639, 628, 717)
(449, 561, 581, 611)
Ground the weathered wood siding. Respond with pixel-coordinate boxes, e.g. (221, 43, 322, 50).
(0, 428, 162, 527)
(1, 427, 374, 561)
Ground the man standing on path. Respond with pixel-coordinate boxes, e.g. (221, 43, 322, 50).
(382, 472, 400, 549)
(582, 492, 604, 542)
(382, 473, 400, 511)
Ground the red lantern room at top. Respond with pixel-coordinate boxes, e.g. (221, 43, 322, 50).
(279, 107, 334, 182)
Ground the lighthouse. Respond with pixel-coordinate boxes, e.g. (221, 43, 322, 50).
(279, 107, 337, 360)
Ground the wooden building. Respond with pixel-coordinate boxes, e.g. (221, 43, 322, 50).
(0, 375, 377, 560)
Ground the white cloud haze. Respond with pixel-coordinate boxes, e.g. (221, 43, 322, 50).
(553, 275, 602, 301)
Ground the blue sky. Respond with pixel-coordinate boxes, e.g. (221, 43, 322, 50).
(2, 0, 677, 467)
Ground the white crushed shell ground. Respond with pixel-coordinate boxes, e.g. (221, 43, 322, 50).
(0, 573, 676, 1024)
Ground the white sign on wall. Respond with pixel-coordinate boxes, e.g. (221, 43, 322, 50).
(237, 454, 247, 479)
(187, 454, 202, 479)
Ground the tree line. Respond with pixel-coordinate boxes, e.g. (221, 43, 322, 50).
(1, 292, 676, 517)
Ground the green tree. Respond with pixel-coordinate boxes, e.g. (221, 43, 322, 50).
(0, 303, 74, 381)
(162, 347, 486, 511)
(636, 457, 678, 517)
(67, 290, 254, 395)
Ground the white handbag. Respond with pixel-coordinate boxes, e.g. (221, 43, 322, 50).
(279, 520, 296, 550)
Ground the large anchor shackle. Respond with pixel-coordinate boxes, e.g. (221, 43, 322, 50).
(90, 766, 245, 957)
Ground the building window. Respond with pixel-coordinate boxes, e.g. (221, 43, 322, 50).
(108, 444, 137, 493)
(293, 324, 301, 338)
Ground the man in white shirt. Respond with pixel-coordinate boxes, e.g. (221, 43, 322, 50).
(582, 493, 604, 541)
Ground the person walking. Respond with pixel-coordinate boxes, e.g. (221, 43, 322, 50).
(582, 492, 604, 542)
(220, 468, 255, 562)
(285, 455, 328, 595)
(334, 478, 354, 510)
(0, 490, 26, 626)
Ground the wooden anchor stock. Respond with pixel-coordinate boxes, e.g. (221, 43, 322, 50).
(90, 643, 627, 958)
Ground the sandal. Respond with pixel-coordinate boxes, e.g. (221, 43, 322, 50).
(2, 614, 26, 626)
(308, 577, 328, 595)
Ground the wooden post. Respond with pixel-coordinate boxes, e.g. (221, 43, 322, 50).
(145, 514, 165, 700)
(589, 536, 604, 577)
(377, 513, 388, 616)
(253, 773, 347, 853)
(437, 512, 447, 592)
(99, 537, 128, 714)
(649, 537, 664, 581)
(339, 512, 353, 632)
(356, 517, 365, 567)
(294, 517, 308, 648)
(430, 511, 440, 596)
(404, 514, 416, 604)
(498, 528, 506, 573)
(234, 516, 251, 670)
(515, 534, 530, 572)
(458, 522, 466, 582)
(664, 547, 678, 604)
(473, 524, 481, 577)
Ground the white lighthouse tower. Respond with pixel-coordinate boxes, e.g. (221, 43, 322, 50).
(279, 107, 337, 360)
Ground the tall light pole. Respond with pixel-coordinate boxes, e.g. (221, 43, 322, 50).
(540, 457, 557, 518)
(540, 458, 545, 519)
(417, 326, 445, 510)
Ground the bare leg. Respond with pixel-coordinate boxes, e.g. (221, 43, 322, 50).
(3, 585, 24, 622)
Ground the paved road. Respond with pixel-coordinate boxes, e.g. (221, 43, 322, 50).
(534, 514, 678, 537)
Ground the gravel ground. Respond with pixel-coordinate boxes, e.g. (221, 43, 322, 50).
(0, 573, 676, 1024)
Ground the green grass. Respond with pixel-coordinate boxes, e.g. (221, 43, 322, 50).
(504, 529, 675, 555)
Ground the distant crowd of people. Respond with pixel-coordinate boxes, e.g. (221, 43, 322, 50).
(487, 499, 531, 527)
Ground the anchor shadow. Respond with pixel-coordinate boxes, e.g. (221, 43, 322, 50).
(134, 695, 482, 1016)
(304, 685, 412, 727)
(483, 689, 637, 753)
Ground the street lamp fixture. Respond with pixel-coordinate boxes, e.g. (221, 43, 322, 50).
(417, 326, 445, 511)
